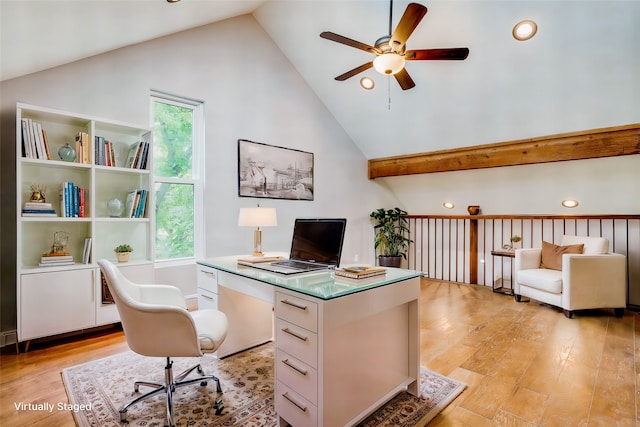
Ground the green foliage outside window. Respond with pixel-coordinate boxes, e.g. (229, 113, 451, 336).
(153, 101, 196, 260)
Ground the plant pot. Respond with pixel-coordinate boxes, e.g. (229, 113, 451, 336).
(116, 252, 130, 263)
(378, 255, 402, 268)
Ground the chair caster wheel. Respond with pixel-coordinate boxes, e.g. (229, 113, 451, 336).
(119, 411, 129, 424)
(200, 381, 208, 386)
(213, 398, 224, 415)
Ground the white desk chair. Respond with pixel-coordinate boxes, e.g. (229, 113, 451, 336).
(98, 259, 228, 426)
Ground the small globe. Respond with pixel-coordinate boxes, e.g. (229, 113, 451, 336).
(108, 198, 124, 217)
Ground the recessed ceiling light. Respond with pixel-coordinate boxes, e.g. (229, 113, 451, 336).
(360, 77, 375, 90)
(513, 20, 538, 41)
(443, 202, 455, 209)
(562, 199, 579, 208)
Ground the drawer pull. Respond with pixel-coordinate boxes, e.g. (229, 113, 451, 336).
(200, 270, 216, 276)
(281, 299, 308, 311)
(201, 294, 214, 301)
(282, 358, 308, 376)
(282, 327, 308, 342)
(282, 392, 307, 412)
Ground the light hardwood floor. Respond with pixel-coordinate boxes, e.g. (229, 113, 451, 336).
(1, 279, 637, 426)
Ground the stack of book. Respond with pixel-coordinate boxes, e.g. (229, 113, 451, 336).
(39, 253, 74, 267)
(22, 202, 56, 217)
(335, 266, 387, 279)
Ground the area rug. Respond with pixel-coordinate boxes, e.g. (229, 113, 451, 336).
(62, 343, 465, 426)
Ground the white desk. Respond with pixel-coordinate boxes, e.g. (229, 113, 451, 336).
(196, 256, 422, 427)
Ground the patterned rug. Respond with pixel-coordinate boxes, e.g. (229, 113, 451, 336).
(62, 343, 465, 426)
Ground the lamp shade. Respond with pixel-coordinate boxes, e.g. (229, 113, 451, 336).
(238, 207, 277, 227)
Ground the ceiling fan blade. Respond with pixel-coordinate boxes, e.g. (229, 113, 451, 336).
(335, 62, 374, 81)
(320, 31, 379, 54)
(394, 68, 416, 90)
(405, 48, 470, 60)
(390, 3, 428, 51)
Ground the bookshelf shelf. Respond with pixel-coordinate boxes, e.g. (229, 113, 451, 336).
(15, 102, 155, 348)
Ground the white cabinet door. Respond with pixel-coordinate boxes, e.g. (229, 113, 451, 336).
(20, 269, 96, 341)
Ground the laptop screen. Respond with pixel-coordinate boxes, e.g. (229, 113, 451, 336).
(289, 218, 347, 266)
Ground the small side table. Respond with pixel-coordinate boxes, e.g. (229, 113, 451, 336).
(490, 250, 515, 295)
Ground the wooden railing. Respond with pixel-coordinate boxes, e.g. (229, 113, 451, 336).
(406, 214, 640, 309)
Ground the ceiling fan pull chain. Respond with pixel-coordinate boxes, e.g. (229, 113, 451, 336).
(388, 76, 392, 110)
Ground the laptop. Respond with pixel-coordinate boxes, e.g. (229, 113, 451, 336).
(239, 218, 347, 275)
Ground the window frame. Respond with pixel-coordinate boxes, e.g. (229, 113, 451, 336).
(150, 91, 205, 265)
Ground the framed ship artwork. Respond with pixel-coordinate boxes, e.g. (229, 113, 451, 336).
(238, 139, 314, 201)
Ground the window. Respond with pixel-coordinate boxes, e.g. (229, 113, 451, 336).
(151, 92, 204, 262)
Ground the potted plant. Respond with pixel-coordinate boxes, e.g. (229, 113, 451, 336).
(114, 244, 133, 263)
(370, 207, 413, 267)
(510, 235, 522, 250)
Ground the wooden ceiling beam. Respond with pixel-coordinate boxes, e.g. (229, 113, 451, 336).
(368, 124, 640, 179)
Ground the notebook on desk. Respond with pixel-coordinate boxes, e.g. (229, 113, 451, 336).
(238, 218, 347, 275)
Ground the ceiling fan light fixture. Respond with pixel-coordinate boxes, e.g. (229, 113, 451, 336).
(373, 53, 405, 75)
(513, 20, 538, 41)
(360, 77, 375, 90)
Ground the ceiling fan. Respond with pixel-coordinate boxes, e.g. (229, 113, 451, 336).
(320, 1, 469, 90)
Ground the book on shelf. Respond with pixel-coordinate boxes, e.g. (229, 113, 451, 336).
(124, 189, 148, 218)
(82, 237, 92, 264)
(75, 132, 90, 164)
(335, 266, 387, 279)
(20, 118, 51, 160)
(59, 181, 86, 218)
(94, 135, 117, 167)
(125, 140, 149, 169)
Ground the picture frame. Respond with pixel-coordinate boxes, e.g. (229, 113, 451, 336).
(238, 139, 314, 201)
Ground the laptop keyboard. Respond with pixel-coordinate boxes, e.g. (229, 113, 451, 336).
(272, 260, 327, 271)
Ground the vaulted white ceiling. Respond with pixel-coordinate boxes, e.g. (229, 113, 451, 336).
(2, 0, 638, 159)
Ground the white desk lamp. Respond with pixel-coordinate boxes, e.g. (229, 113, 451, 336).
(238, 206, 277, 256)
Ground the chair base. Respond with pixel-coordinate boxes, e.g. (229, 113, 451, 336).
(119, 357, 224, 426)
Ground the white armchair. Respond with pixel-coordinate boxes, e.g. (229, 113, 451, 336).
(514, 235, 626, 318)
(98, 259, 228, 426)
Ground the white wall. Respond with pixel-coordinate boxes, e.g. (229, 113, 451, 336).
(0, 15, 398, 332)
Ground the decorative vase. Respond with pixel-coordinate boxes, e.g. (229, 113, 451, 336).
(378, 255, 402, 268)
(58, 143, 77, 162)
(107, 197, 124, 217)
(467, 205, 480, 215)
(116, 252, 130, 263)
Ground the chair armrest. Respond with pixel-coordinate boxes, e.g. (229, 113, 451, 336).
(515, 248, 542, 271)
(562, 253, 627, 310)
(138, 284, 187, 309)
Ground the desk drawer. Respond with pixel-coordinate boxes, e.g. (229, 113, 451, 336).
(276, 380, 317, 427)
(197, 265, 218, 293)
(197, 289, 218, 310)
(275, 292, 317, 333)
(275, 318, 317, 368)
(276, 349, 317, 403)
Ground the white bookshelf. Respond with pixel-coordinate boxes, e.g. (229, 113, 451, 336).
(15, 102, 154, 348)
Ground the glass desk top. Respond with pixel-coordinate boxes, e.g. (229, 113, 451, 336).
(197, 256, 424, 300)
